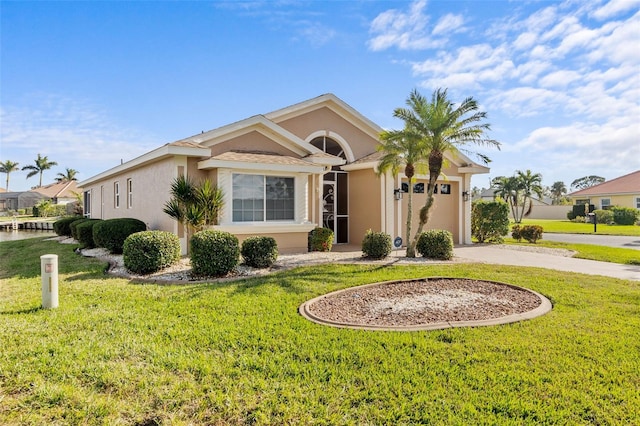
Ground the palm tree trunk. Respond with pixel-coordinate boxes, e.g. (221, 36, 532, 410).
(405, 185, 415, 258)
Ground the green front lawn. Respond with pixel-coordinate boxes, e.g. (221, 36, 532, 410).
(516, 218, 640, 236)
(1, 238, 639, 425)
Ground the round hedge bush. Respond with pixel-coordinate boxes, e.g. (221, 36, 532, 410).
(241, 236, 278, 268)
(70, 218, 92, 241)
(93, 218, 147, 254)
(308, 227, 334, 252)
(53, 216, 84, 236)
(361, 230, 392, 259)
(123, 231, 181, 275)
(190, 230, 239, 277)
(75, 219, 102, 248)
(416, 229, 454, 260)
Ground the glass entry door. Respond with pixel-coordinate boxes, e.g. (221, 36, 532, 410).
(322, 171, 348, 243)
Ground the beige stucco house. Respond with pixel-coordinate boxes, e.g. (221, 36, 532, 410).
(79, 94, 490, 254)
(568, 170, 640, 211)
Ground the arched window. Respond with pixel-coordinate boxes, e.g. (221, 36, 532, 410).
(310, 136, 346, 170)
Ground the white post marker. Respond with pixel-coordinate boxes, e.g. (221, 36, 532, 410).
(41, 254, 59, 309)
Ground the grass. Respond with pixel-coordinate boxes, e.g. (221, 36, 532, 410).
(504, 238, 640, 265)
(1, 238, 640, 425)
(515, 218, 640, 236)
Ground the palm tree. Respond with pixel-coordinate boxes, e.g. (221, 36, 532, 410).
(386, 88, 500, 257)
(516, 169, 544, 221)
(550, 181, 567, 205)
(492, 175, 520, 220)
(163, 176, 224, 250)
(55, 168, 79, 183)
(0, 160, 20, 191)
(376, 128, 427, 257)
(22, 153, 58, 187)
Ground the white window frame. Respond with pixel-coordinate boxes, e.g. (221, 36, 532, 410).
(232, 173, 295, 223)
(114, 181, 120, 208)
(127, 179, 133, 209)
(636, 197, 640, 210)
(83, 190, 91, 217)
(601, 198, 611, 210)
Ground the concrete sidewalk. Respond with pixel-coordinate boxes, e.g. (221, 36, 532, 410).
(453, 245, 640, 281)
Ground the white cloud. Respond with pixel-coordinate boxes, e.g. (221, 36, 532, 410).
(0, 94, 158, 190)
(368, 0, 445, 51)
(538, 70, 582, 88)
(432, 13, 465, 36)
(592, 0, 640, 19)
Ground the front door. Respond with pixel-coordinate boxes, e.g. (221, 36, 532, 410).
(322, 171, 348, 243)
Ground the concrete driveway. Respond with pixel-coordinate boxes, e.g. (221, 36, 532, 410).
(541, 233, 640, 250)
(453, 245, 640, 281)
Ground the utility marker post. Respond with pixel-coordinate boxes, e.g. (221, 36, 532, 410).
(41, 254, 59, 309)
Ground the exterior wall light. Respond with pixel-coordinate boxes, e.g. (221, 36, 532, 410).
(394, 188, 404, 201)
(462, 191, 470, 202)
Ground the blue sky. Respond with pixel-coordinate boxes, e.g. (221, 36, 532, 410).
(1, 0, 639, 193)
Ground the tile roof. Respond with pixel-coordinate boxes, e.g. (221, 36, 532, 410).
(211, 151, 316, 167)
(569, 170, 640, 196)
(31, 181, 81, 198)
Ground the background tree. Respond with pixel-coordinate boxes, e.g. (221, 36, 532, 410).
(516, 169, 544, 219)
(549, 181, 568, 205)
(385, 88, 500, 257)
(493, 170, 544, 223)
(55, 168, 79, 183)
(22, 153, 58, 188)
(0, 160, 20, 191)
(377, 129, 427, 257)
(571, 175, 605, 190)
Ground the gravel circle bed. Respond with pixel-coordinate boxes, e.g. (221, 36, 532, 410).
(300, 278, 552, 331)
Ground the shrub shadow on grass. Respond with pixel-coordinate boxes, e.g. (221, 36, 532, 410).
(0, 306, 43, 315)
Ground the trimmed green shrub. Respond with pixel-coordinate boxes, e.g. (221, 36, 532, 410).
(70, 218, 91, 240)
(93, 218, 147, 254)
(75, 219, 102, 248)
(593, 209, 614, 225)
(308, 227, 333, 252)
(611, 207, 638, 225)
(123, 231, 181, 275)
(53, 216, 84, 236)
(361, 229, 392, 259)
(416, 229, 454, 260)
(519, 225, 544, 243)
(190, 230, 239, 277)
(471, 200, 510, 243)
(511, 224, 522, 242)
(241, 236, 278, 268)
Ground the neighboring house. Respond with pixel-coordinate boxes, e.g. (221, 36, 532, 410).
(79, 94, 490, 254)
(475, 188, 568, 220)
(568, 170, 640, 210)
(0, 181, 82, 212)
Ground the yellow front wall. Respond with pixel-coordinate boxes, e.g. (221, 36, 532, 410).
(348, 169, 382, 244)
(582, 194, 640, 210)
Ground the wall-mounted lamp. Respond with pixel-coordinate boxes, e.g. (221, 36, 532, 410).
(462, 191, 470, 202)
(394, 188, 404, 201)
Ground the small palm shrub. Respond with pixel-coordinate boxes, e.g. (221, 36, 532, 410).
(93, 218, 147, 254)
(611, 207, 638, 225)
(75, 219, 102, 248)
(70, 218, 91, 240)
(361, 230, 392, 259)
(190, 230, 239, 277)
(123, 231, 181, 275)
(241, 236, 278, 268)
(511, 224, 522, 242)
(519, 225, 544, 243)
(53, 216, 84, 237)
(309, 227, 333, 252)
(416, 229, 454, 260)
